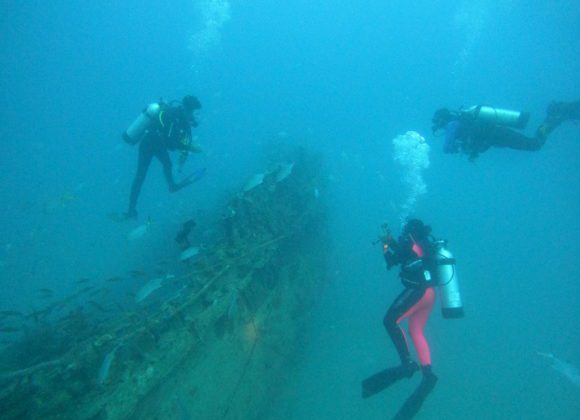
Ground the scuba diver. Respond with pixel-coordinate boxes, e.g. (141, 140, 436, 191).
(431, 100, 580, 160)
(175, 219, 196, 250)
(363, 219, 440, 419)
(122, 95, 204, 220)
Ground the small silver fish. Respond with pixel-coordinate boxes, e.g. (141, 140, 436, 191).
(227, 290, 238, 321)
(135, 274, 173, 303)
(243, 173, 265, 192)
(275, 162, 294, 183)
(180, 246, 200, 261)
(537, 352, 580, 388)
(127, 218, 151, 241)
(98, 345, 120, 385)
(135, 277, 163, 303)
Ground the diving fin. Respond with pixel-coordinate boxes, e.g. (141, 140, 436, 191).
(172, 168, 207, 193)
(362, 361, 418, 399)
(392, 366, 437, 420)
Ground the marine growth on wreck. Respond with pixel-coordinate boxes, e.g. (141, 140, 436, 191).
(0, 147, 328, 420)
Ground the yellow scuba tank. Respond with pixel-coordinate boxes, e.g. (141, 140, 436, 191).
(123, 102, 161, 145)
(461, 105, 530, 129)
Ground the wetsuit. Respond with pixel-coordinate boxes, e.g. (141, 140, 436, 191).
(384, 234, 435, 367)
(362, 224, 438, 416)
(443, 118, 549, 160)
(128, 105, 196, 217)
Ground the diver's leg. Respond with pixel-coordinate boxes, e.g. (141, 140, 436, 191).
(384, 288, 424, 364)
(490, 126, 545, 151)
(536, 100, 580, 142)
(362, 289, 423, 399)
(158, 149, 197, 193)
(393, 288, 438, 419)
(156, 148, 178, 191)
(128, 141, 154, 217)
(407, 287, 435, 366)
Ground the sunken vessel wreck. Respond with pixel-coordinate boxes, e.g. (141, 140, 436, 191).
(0, 148, 328, 419)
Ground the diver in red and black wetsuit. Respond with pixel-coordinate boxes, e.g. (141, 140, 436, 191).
(362, 219, 438, 419)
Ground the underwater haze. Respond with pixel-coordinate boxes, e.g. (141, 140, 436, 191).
(1, 0, 579, 419)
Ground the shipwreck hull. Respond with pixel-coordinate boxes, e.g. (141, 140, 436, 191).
(0, 149, 328, 419)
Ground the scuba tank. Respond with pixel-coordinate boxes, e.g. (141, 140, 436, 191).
(432, 240, 464, 319)
(461, 105, 530, 129)
(123, 102, 162, 145)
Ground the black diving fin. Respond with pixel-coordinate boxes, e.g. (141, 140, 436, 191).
(362, 361, 419, 399)
(392, 366, 437, 419)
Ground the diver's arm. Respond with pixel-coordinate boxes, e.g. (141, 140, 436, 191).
(383, 236, 400, 270)
(443, 121, 460, 153)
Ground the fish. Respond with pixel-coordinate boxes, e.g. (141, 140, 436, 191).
(38, 288, 53, 294)
(0, 310, 24, 318)
(42, 192, 76, 214)
(105, 276, 124, 283)
(135, 277, 164, 303)
(88, 300, 107, 312)
(98, 345, 120, 385)
(243, 173, 265, 192)
(75, 278, 91, 284)
(537, 352, 580, 388)
(129, 270, 146, 278)
(78, 286, 95, 294)
(227, 290, 238, 321)
(127, 217, 151, 241)
(180, 246, 200, 262)
(275, 162, 294, 183)
(0, 327, 20, 333)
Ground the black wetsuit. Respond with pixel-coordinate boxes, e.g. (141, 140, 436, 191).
(383, 235, 436, 366)
(128, 105, 195, 216)
(443, 118, 548, 160)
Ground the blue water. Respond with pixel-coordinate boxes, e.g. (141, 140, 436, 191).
(1, 1, 578, 418)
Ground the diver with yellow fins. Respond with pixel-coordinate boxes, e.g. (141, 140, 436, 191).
(432, 100, 580, 160)
(122, 95, 205, 220)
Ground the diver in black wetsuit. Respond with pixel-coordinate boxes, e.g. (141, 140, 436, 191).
(363, 219, 439, 419)
(125, 95, 203, 219)
(175, 219, 196, 250)
(432, 100, 580, 160)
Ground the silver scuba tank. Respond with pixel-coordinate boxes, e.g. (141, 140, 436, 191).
(123, 102, 161, 145)
(461, 105, 530, 129)
(433, 240, 464, 319)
